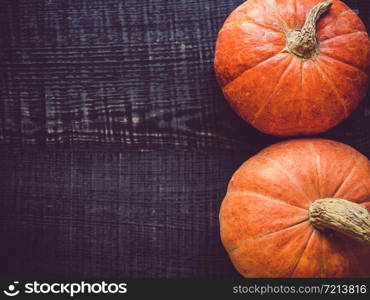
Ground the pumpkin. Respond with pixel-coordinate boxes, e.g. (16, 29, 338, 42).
(214, 0, 370, 136)
(219, 138, 370, 277)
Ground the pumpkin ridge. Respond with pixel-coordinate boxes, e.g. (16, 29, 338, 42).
(227, 202, 248, 250)
(319, 53, 369, 77)
(298, 59, 304, 127)
(314, 61, 349, 116)
(228, 219, 309, 253)
(238, 15, 284, 34)
(293, 0, 297, 28)
(221, 53, 286, 89)
(259, 156, 312, 205)
(258, 0, 290, 32)
(317, 7, 358, 33)
(309, 141, 322, 198)
(227, 190, 308, 210)
(290, 228, 314, 277)
(319, 30, 366, 43)
(332, 156, 362, 198)
(250, 56, 295, 125)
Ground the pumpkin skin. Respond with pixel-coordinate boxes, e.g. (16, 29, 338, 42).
(214, 0, 370, 136)
(219, 139, 370, 277)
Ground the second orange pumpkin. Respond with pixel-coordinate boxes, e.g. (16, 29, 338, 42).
(219, 138, 370, 277)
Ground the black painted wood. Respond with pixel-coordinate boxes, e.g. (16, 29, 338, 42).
(0, 0, 369, 278)
(0, 147, 244, 278)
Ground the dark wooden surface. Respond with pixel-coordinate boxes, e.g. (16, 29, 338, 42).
(0, 0, 369, 278)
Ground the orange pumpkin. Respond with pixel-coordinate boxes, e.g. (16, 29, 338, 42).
(219, 138, 370, 277)
(214, 0, 370, 136)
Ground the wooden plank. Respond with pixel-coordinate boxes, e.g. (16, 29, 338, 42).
(0, 147, 244, 278)
(0, 0, 368, 154)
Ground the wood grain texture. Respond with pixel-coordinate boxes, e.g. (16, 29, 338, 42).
(0, 0, 368, 152)
(0, 0, 369, 278)
(0, 147, 244, 278)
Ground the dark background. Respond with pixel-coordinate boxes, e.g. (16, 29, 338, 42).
(0, 0, 369, 278)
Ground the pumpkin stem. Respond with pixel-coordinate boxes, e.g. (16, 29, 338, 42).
(309, 198, 370, 246)
(284, 0, 332, 59)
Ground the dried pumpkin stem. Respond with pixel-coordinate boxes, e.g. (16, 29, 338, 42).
(284, 0, 333, 59)
(309, 198, 370, 246)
